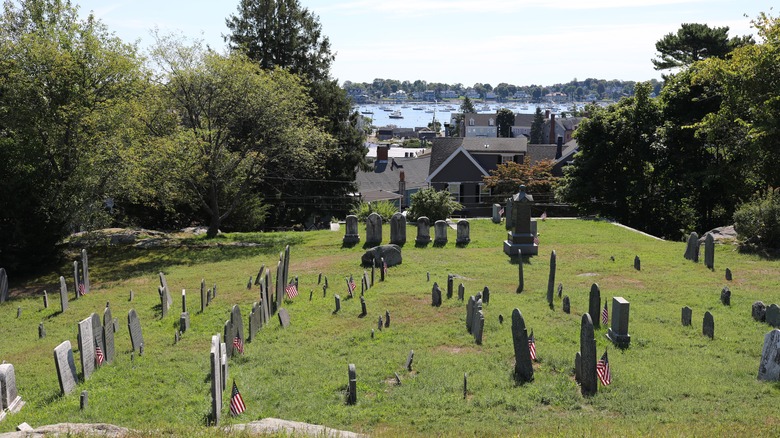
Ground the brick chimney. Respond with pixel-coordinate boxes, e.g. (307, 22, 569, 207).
(555, 135, 563, 159)
(548, 113, 556, 144)
(377, 145, 389, 162)
(398, 170, 406, 208)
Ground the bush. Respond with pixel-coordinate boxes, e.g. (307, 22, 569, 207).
(733, 187, 780, 249)
(406, 187, 463, 222)
(350, 200, 399, 222)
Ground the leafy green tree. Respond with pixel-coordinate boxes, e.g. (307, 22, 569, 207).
(406, 188, 462, 222)
(529, 107, 545, 144)
(460, 96, 476, 113)
(0, 0, 146, 270)
(652, 23, 753, 71)
(496, 108, 514, 137)
(733, 187, 780, 249)
(483, 160, 556, 203)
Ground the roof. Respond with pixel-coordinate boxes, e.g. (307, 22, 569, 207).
(356, 155, 431, 196)
(526, 144, 558, 164)
(428, 137, 464, 176)
(513, 113, 536, 127)
(461, 137, 527, 153)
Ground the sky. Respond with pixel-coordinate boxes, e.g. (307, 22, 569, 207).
(74, 0, 770, 87)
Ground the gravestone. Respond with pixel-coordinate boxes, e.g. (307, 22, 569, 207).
(758, 329, 780, 381)
(0, 363, 24, 415)
(703, 311, 714, 339)
(466, 296, 475, 332)
(90, 313, 104, 367)
(579, 313, 598, 396)
(499, 314, 504, 324)
(159, 286, 168, 318)
(562, 296, 571, 314)
(129, 289, 134, 302)
(347, 364, 357, 405)
(725, 268, 732, 281)
(283, 245, 291, 290)
(634, 255, 641, 271)
(385, 310, 390, 328)
(463, 373, 468, 398)
(80, 391, 88, 410)
(231, 305, 244, 344)
(377, 316, 383, 331)
(361, 245, 402, 268)
(684, 232, 699, 262)
(223, 320, 235, 357)
(446, 275, 454, 299)
(200, 280, 206, 313)
(574, 352, 582, 383)
(360, 296, 367, 317)
(557, 283, 563, 299)
(275, 261, 284, 310)
(220, 343, 227, 391)
(720, 286, 731, 306)
(458, 283, 465, 301)
(405, 350, 414, 371)
(433, 220, 448, 245)
(39, 323, 45, 339)
(81, 249, 90, 295)
(43, 291, 48, 309)
(278, 308, 290, 328)
(431, 282, 442, 307)
(503, 185, 539, 256)
(255, 265, 265, 286)
(767, 304, 780, 328)
(456, 220, 470, 245)
(389, 212, 406, 245)
(517, 256, 524, 293)
(180, 312, 190, 333)
(682, 306, 692, 326)
(248, 303, 260, 342)
(380, 258, 385, 282)
(103, 307, 114, 364)
(704, 234, 715, 270)
(371, 264, 375, 287)
(752, 301, 767, 322)
(366, 212, 383, 245)
(492, 203, 501, 223)
(72, 261, 80, 300)
(474, 310, 485, 345)
(482, 286, 490, 305)
(127, 309, 144, 353)
(59, 276, 68, 313)
(0, 268, 7, 303)
(606, 297, 631, 348)
(78, 317, 96, 380)
(546, 250, 556, 307)
(415, 217, 431, 245)
(210, 335, 222, 426)
(181, 290, 187, 313)
(53, 341, 78, 395)
(588, 284, 601, 328)
(159, 272, 172, 312)
(511, 308, 534, 383)
(333, 295, 341, 314)
(343, 215, 360, 244)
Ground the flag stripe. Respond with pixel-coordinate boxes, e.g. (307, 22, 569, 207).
(230, 381, 246, 416)
(95, 345, 104, 365)
(528, 331, 537, 361)
(233, 336, 244, 355)
(285, 283, 298, 299)
(596, 351, 611, 386)
(601, 301, 609, 325)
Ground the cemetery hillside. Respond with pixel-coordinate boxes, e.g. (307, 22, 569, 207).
(3, 219, 780, 436)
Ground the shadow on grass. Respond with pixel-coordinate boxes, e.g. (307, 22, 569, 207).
(508, 255, 534, 265)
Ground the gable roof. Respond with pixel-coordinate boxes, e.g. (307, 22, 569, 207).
(461, 137, 527, 153)
(356, 155, 431, 196)
(513, 113, 535, 127)
(426, 146, 489, 182)
(428, 137, 464, 176)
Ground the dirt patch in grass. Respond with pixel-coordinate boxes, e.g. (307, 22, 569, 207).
(433, 345, 479, 354)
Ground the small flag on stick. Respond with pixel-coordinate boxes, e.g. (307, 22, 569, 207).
(596, 350, 612, 386)
(540, 211, 547, 221)
(533, 235, 540, 246)
(232, 336, 244, 355)
(499, 207, 505, 216)
(230, 380, 246, 416)
(347, 276, 356, 295)
(383, 261, 388, 277)
(528, 330, 537, 361)
(78, 282, 86, 296)
(95, 344, 104, 365)
(601, 300, 609, 325)
(285, 283, 298, 299)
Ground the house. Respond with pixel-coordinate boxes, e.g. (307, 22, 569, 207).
(510, 113, 536, 138)
(356, 145, 431, 209)
(543, 112, 583, 144)
(389, 90, 407, 102)
(462, 113, 498, 138)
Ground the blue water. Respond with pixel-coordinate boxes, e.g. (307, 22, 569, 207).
(357, 103, 542, 129)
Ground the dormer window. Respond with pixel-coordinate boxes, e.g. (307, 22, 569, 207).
(488, 118, 494, 126)
(469, 118, 475, 126)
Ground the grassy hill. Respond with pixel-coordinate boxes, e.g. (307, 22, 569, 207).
(1, 219, 779, 436)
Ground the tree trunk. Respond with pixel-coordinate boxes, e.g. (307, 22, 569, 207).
(207, 216, 221, 238)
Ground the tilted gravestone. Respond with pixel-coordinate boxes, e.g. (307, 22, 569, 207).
(431, 282, 442, 307)
(333, 295, 341, 314)
(517, 255, 524, 293)
(562, 296, 571, 314)
(720, 286, 731, 306)
(78, 317, 96, 380)
(347, 364, 357, 405)
(43, 291, 48, 309)
(606, 297, 631, 348)
(456, 220, 470, 245)
(343, 215, 360, 244)
(159, 272, 172, 313)
(72, 261, 80, 300)
(415, 216, 431, 245)
(758, 329, 780, 381)
(474, 310, 485, 345)
(210, 335, 222, 426)
(405, 350, 414, 371)
(634, 255, 641, 271)
(767, 304, 780, 328)
(366, 212, 383, 245)
(588, 284, 601, 328)
(359, 296, 367, 317)
(703, 311, 715, 339)
(127, 309, 144, 353)
(0, 268, 8, 303)
(466, 296, 475, 332)
(684, 232, 699, 262)
(546, 251, 556, 307)
(81, 249, 90, 295)
(511, 308, 534, 383)
(90, 313, 104, 367)
(103, 307, 115, 364)
(158, 286, 168, 318)
(389, 212, 406, 245)
(278, 308, 291, 328)
(704, 233, 715, 270)
(255, 264, 265, 286)
(682, 306, 692, 326)
(482, 286, 490, 304)
(458, 283, 465, 301)
(433, 220, 448, 245)
(180, 312, 190, 333)
(54, 341, 78, 395)
(752, 301, 767, 322)
(580, 313, 597, 397)
(39, 322, 46, 339)
(447, 275, 453, 300)
(59, 276, 68, 313)
(0, 363, 24, 414)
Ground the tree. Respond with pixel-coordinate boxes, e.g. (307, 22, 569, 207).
(0, 0, 146, 270)
(225, 0, 333, 82)
(496, 108, 514, 138)
(652, 23, 753, 71)
(483, 160, 556, 203)
(460, 96, 476, 113)
(406, 188, 462, 222)
(529, 107, 545, 144)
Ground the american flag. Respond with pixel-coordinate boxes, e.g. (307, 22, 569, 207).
(596, 350, 611, 386)
(347, 276, 356, 294)
(528, 330, 537, 361)
(95, 344, 104, 365)
(232, 336, 244, 355)
(533, 235, 540, 245)
(229, 380, 246, 416)
(285, 283, 298, 299)
(540, 211, 548, 220)
(601, 300, 609, 325)
(78, 282, 86, 296)
(499, 207, 505, 216)
(383, 261, 388, 277)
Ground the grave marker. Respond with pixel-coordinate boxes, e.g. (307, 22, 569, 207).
(767, 304, 780, 327)
(180, 312, 190, 333)
(511, 308, 534, 383)
(0, 363, 24, 414)
(447, 275, 453, 300)
(758, 329, 780, 381)
(634, 255, 641, 271)
(725, 268, 732, 281)
(517, 255, 524, 293)
(546, 251, 556, 308)
(704, 234, 715, 270)
(278, 308, 290, 328)
(721, 286, 731, 306)
(606, 297, 631, 348)
(458, 283, 465, 301)
(89, 313, 104, 367)
(433, 220, 448, 245)
(347, 364, 357, 405)
(474, 310, 485, 345)
(333, 295, 341, 314)
(127, 309, 144, 353)
(682, 306, 692, 326)
(54, 341, 78, 395)
(431, 282, 442, 307)
(482, 286, 490, 305)
(72, 261, 80, 300)
(343, 215, 360, 244)
(753, 301, 767, 322)
(210, 335, 222, 426)
(563, 296, 571, 314)
(59, 276, 68, 313)
(684, 232, 699, 262)
(200, 279, 206, 313)
(0, 268, 7, 303)
(360, 296, 367, 317)
(43, 291, 48, 309)
(38, 323, 45, 339)
(385, 310, 390, 328)
(390, 212, 406, 245)
(77, 317, 95, 380)
(366, 212, 383, 245)
(456, 220, 470, 245)
(415, 217, 431, 245)
(81, 249, 90, 295)
(703, 311, 714, 339)
(580, 313, 598, 396)
(103, 307, 114, 364)
(588, 284, 601, 328)
(466, 296, 475, 332)
(405, 350, 414, 371)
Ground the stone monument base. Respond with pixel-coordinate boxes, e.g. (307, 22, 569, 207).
(415, 237, 431, 245)
(606, 329, 631, 349)
(342, 235, 359, 244)
(504, 240, 538, 256)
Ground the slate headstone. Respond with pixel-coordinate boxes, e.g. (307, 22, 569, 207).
(588, 284, 601, 328)
(210, 335, 222, 426)
(703, 311, 714, 339)
(767, 304, 780, 328)
(278, 307, 290, 328)
(580, 313, 597, 396)
(482, 286, 490, 305)
(360, 296, 367, 317)
(546, 250, 556, 307)
(343, 215, 360, 244)
(180, 312, 190, 333)
(684, 232, 699, 262)
(59, 276, 68, 313)
(492, 203, 501, 223)
(231, 305, 244, 344)
(200, 279, 206, 313)
(377, 316, 383, 331)
(415, 216, 431, 245)
(562, 296, 571, 314)
(433, 220, 448, 245)
(574, 351, 582, 383)
(474, 310, 485, 345)
(634, 255, 641, 271)
(511, 308, 534, 383)
(431, 282, 442, 307)
(385, 310, 390, 328)
(458, 283, 465, 301)
(517, 255, 524, 293)
(78, 317, 95, 380)
(366, 212, 383, 245)
(38, 322, 46, 339)
(704, 233, 715, 270)
(758, 329, 780, 381)
(72, 261, 80, 300)
(0, 363, 22, 412)
(456, 220, 470, 245)
(405, 350, 414, 371)
(347, 364, 357, 405)
(390, 212, 406, 245)
(720, 286, 731, 306)
(81, 249, 90, 295)
(557, 283, 563, 299)
(447, 275, 453, 299)
(0, 268, 7, 303)
(753, 301, 767, 322)
(43, 291, 48, 309)
(681, 306, 692, 326)
(54, 341, 78, 395)
(333, 295, 341, 314)
(466, 296, 475, 332)
(103, 307, 115, 364)
(127, 309, 144, 353)
(89, 313, 104, 367)
(725, 268, 732, 281)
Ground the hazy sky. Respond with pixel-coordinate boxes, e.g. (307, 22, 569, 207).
(75, 0, 768, 87)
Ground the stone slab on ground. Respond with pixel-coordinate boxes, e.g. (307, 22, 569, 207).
(226, 418, 366, 438)
(0, 423, 130, 438)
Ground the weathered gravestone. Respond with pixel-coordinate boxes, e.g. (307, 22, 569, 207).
(180, 312, 190, 333)
(127, 309, 144, 353)
(517, 255, 524, 293)
(574, 352, 582, 383)
(333, 295, 341, 314)
(682, 306, 692, 326)
(377, 316, 383, 331)
(347, 364, 357, 405)
(0, 268, 8, 303)
(758, 329, 780, 381)
(606, 297, 631, 348)
(684, 232, 699, 262)
(181, 290, 187, 313)
(447, 275, 453, 300)
(458, 283, 465, 301)
(210, 335, 222, 426)
(431, 282, 442, 307)
(90, 313, 104, 367)
(588, 284, 601, 328)
(389, 212, 406, 245)
(385, 310, 390, 328)
(248, 303, 260, 342)
(415, 216, 431, 245)
(78, 317, 95, 380)
(580, 313, 598, 396)
(511, 309, 534, 383)
(129, 289, 134, 302)
(38, 323, 45, 339)
(562, 296, 571, 314)
(200, 279, 206, 313)
(81, 249, 90, 295)
(359, 296, 367, 317)
(72, 261, 80, 301)
(634, 255, 641, 271)
(278, 308, 291, 328)
(59, 276, 68, 313)
(456, 220, 470, 245)
(474, 310, 485, 345)
(159, 272, 172, 313)
(361, 245, 402, 268)
(721, 286, 731, 306)
(466, 296, 475, 332)
(433, 220, 448, 245)
(43, 291, 48, 309)
(255, 265, 265, 286)
(283, 245, 291, 291)
(767, 304, 780, 328)
(343, 215, 360, 244)
(753, 301, 767, 322)
(482, 286, 490, 305)
(557, 283, 563, 299)
(725, 268, 732, 281)
(223, 320, 235, 358)
(0, 363, 24, 415)
(405, 350, 414, 371)
(366, 212, 383, 245)
(704, 233, 715, 270)
(53, 341, 78, 395)
(231, 305, 244, 345)
(492, 203, 501, 223)
(503, 185, 539, 256)
(546, 250, 556, 307)
(103, 307, 114, 364)
(703, 311, 714, 339)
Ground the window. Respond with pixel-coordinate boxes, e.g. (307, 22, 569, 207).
(448, 182, 461, 203)
(488, 118, 494, 126)
(469, 118, 475, 126)
(479, 184, 491, 203)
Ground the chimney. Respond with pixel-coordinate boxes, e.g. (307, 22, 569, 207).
(548, 113, 556, 144)
(555, 135, 563, 159)
(377, 145, 389, 162)
(545, 109, 550, 119)
(398, 171, 406, 208)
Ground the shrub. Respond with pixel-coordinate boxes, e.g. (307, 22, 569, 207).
(733, 187, 780, 249)
(350, 200, 399, 222)
(406, 187, 463, 222)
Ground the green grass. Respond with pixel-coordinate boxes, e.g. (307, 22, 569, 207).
(2, 219, 780, 436)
